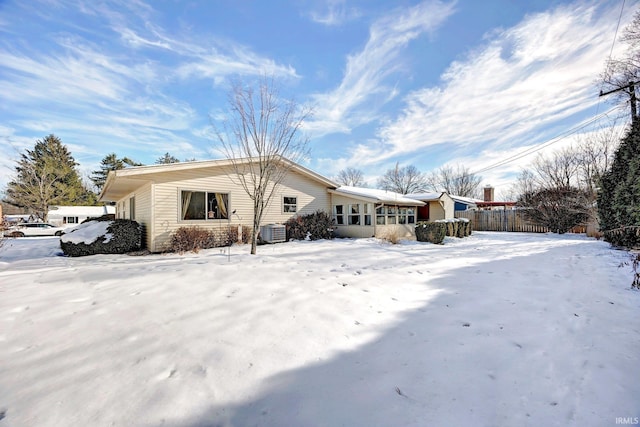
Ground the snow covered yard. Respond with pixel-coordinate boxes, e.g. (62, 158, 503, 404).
(0, 232, 638, 427)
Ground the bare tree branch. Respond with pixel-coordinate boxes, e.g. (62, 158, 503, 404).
(215, 76, 312, 254)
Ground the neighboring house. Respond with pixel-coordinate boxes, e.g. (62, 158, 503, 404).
(450, 195, 481, 211)
(329, 186, 424, 239)
(48, 205, 116, 228)
(99, 157, 337, 252)
(405, 192, 455, 222)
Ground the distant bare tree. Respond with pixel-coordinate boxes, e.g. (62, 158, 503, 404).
(532, 148, 580, 189)
(377, 163, 427, 194)
(216, 76, 311, 254)
(426, 165, 481, 198)
(575, 125, 620, 197)
(335, 167, 365, 187)
(506, 169, 538, 201)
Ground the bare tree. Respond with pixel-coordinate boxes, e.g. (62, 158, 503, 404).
(216, 77, 311, 254)
(532, 147, 580, 189)
(575, 125, 621, 197)
(377, 163, 427, 194)
(506, 169, 538, 201)
(600, 9, 640, 123)
(518, 187, 592, 234)
(426, 165, 481, 198)
(335, 167, 365, 187)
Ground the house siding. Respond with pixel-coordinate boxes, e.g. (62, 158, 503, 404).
(330, 194, 375, 238)
(147, 166, 330, 252)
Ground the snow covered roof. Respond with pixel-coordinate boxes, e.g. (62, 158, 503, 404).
(450, 195, 482, 205)
(405, 192, 446, 201)
(331, 186, 424, 205)
(48, 205, 115, 217)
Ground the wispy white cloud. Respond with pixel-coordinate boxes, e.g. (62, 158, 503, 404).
(308, 0, 362, 26)
(352, 3, 623, 167)
(305, 0, 456, 136)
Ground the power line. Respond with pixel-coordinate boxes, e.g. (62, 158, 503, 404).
(472, 105, 624, 175)
(596, 0, 628, 118)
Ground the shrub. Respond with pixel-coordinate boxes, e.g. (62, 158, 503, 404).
(435, 218, 472, 238)
(603, 226, 640, 249)
(168, 225, 250, 254)
(60, 219, 142, 257)
(415, 222, 446, 244)
(380, 229, 400, 244)
(284, 210, 334, 241)
(517, 186, 591, 234)
(169, 226, 216, 254)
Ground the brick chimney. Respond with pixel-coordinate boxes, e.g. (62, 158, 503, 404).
(483, 186, 494, 202)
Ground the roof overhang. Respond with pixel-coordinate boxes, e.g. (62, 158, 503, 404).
(98, 156, 339, 202)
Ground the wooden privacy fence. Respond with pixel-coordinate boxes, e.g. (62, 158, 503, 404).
(455, 210, 550, 233)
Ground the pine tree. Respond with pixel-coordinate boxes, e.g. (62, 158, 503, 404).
(598, 122, 640, 241)
(5, 134, 92, 221)
(91, 153, 142, 191)
(155, 152, 180, 164)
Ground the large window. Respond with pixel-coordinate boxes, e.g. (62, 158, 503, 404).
(283, 196, 297, 213)
(334, 205, 345, 225)
(375, 205, 416, 225)
(181, 191, 229, 220)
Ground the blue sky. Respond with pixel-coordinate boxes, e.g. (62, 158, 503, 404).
(0, 0, 635, 196)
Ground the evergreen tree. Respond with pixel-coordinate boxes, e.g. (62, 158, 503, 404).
(91, 153, 142, 191)
(155, 152, 180, 164)
(598, 122, 640, 243)
(5, 134, 91, 221)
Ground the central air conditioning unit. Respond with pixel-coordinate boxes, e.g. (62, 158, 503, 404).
(260, 224, 286, 243)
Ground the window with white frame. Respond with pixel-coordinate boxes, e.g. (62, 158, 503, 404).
(283, 196, 297, 213)
(348, 204, 361, 225)
(386, 206, 397, 224)
(64, 216, 79, 224)
(376, 206, 385, 225)
(364, 203, 372, 226)
(181, 190, 229, 220)
(334, 205, 345, 225)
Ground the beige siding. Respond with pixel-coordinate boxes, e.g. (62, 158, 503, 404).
(133, 183, 153, 250)
(114, 182, 154, 250)
(149, 166, 331, 252)
(376, 224, 416, 240)
(428, 195, 454, 221)
(331, 194, 375, 238)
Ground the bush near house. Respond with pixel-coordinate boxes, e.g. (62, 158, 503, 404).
(415, 222, 446, 244)
(169, 225, 251, 254)
(436, 218, 472, 238)
(284, 210, 334, 241)
(60, 218, 142, 257)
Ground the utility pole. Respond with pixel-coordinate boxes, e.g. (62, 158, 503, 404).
(599, 80, 638, 125)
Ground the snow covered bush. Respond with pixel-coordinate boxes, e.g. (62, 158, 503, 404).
(60, 218, 142, 257)
(415, 222, 446, 244)
(284, 210, 334, 241)
(435, 218, 472, 238)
